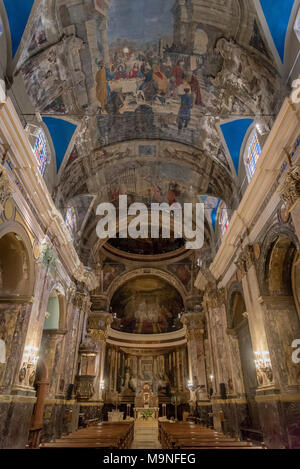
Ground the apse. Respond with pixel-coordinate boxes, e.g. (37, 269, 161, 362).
(110, 276, 184, 334)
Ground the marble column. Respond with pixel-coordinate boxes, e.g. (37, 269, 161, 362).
(41, 330, 67, 399)
(181, 312, 208, 400)
(203, 287, 234, 397)
(86, 310, 112, 401)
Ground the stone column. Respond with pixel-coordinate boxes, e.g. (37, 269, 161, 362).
(203, 287, 234, 397)
(181, 312, 208, 400)
(41, 329, 67, 399)
(280, 165, 300, 244)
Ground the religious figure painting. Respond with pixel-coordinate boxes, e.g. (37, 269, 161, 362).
(110, 276, 183, 334)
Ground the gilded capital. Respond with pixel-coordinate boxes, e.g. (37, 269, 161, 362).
(279, 165, 300, 211)
(235, 245, 255, 278)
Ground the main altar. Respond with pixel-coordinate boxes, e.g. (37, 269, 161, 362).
(134, 382, 159, 421)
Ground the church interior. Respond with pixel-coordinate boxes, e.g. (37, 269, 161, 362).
(0, 0, 300, 450)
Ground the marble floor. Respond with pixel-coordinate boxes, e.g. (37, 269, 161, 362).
(131, 421, 162, 449)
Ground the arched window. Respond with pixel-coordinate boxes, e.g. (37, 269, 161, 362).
(33, 128, 48, 175)
(25, 125, 50, 176)
(218, 201, 229, 236)
(244, 130, 262, 181)
(65, 204, 76, 238)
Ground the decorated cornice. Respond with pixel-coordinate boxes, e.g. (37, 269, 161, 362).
(74, 292, 91, 312)
(0, 164, 12, 210)
(279, 165, 300, 211)
(180, 312, 204, 333)
(87, 310, 112, 342)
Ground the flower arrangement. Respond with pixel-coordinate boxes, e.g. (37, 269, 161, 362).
(141, 409, 153, 420)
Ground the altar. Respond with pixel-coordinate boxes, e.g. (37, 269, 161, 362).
(134, 407, 159, 421)
(134, 382, 159, 421)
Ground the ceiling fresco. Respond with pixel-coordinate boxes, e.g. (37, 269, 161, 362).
(110, 276, 184, 334)
(16, 1, 284, 184)
(4, 0, 289, 264)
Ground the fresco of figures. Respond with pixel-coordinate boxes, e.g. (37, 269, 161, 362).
(110, 276, 183, 334)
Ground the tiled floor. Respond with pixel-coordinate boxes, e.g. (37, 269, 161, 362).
(131, 421, 162, 449)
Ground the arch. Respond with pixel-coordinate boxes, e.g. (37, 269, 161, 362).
(217, 200, 230, 237)
(258, 224, 300, 296)
(0, 221, 35, 297)
(65, 203, 77, 239)
(243, 128, 262, 181)
(44, 284, 67, 331)
(226, 281, 246, 329)
(106, 268, 187, 308)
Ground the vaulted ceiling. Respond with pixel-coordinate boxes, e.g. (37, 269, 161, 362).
(1, 0, 294, 266)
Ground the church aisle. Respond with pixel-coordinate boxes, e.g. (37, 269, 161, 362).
(131, 422, 162, 449)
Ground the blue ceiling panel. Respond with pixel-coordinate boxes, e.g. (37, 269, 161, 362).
(260, 0, 295, 61)
(3, 0, 34, 57)
(42, 117, 77, 172)
(220, 119, 254, 174)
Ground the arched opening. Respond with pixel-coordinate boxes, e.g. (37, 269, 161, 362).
(217, 201, 230, 238)
(110, 275, 184, 334)
(244, 129, 262, 181)
(0, 232, 30, 297)
(264, 234, 300, 391)
(0, 229, 34, 389)
(65, 204, 77, 239)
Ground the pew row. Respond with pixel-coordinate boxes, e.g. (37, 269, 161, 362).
(40, 421, 134, 449)
(159, 422, 263, 450)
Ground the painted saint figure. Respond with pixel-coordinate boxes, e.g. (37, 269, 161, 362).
(178, 88, 193, 131)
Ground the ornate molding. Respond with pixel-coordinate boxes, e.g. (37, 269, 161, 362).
(0, 164, 12, 210)
(203, 284, 226, 309)
(74, 292, 91, 312)
(181, 312, 204, 339)
(235, 245, 255, 278)
(279, 165, 300, 211)
(87, 311, 112, 342)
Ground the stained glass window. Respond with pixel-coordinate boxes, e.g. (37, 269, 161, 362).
(33, 129, 48, 175)
(65, 205, 76, 238)
(244, 130, 262, 181)
(218, 201, 229, 237)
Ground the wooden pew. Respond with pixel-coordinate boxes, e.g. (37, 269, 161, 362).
(40, 421, 134, 449)
(159, 422, 262, 450)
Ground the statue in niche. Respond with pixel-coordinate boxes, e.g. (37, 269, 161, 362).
(121, 367, 131, 391)
(158, 372, 169, 393)
(129, 372, 138, 392)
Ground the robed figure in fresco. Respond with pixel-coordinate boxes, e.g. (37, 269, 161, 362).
(178, 88, 193, 131)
